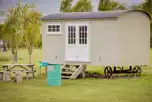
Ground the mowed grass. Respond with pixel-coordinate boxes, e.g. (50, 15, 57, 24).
(0, 49, 152, 102)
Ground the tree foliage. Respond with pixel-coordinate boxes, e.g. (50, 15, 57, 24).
(60, 0, 73, 12)
(3, 2, 25, 63)
(142, 0, 152, 14)
(60, 0, 93, 12)
(98, 0, 125, 11)
(23, 9, 42, 64)
(0, 24, 4, 39)
(2, 2, 42, 63)
(72, 0, 93, 12)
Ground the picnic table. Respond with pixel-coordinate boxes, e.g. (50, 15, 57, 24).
(1, 64, 36, 80)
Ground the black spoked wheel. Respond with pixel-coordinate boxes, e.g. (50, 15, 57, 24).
(104, 66, 113, 78)
(133, 66, 141, 77)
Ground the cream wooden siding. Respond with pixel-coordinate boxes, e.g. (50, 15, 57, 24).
(42, 11, 150, 66)
(42, 21, 65, 64)
(118, 12, 150, 66)
(90, 18, 120, 66)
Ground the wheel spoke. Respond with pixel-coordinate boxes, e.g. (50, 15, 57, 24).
(133, 66, 141, 77)
(104, 66, 112, 78)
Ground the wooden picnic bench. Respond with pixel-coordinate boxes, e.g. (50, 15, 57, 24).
(1, 64, 36, 80)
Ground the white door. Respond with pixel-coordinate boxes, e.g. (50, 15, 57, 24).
(65, 23, 90, 62)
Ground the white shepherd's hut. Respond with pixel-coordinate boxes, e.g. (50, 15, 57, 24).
(41, 10, 150, 67)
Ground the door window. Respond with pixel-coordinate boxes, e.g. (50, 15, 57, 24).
(68, 26, 76, 44)
(79, 26, 87, 44)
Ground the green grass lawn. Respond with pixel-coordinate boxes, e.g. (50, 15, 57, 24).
(0, 49, 152, 102)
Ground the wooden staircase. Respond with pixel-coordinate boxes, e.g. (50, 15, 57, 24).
(61, 64, 86, 79)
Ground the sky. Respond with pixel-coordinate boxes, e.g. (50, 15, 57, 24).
(0, 0, 144, 16)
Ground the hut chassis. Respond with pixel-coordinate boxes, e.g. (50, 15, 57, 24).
(104, 66, 143, 78)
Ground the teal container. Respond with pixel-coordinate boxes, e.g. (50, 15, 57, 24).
(47, 78, 61, 86)
(47, 64, 61, 86)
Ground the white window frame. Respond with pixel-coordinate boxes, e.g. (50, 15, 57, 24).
(79, 25, 88, 45)
(46, 23, 62, 35)
(68, 26, 76, 45)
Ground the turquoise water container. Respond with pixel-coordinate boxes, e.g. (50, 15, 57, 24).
(47, 64, 61, 86)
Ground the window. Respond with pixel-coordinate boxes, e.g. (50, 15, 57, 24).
(47, 24, 61, 34)
(79, 25, 87, 44)
(68, 26, 76, 44)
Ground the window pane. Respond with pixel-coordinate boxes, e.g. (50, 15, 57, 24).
(71, 26, 73, 32)
(82, 32, 85, 38)
(48, 29, 52, 32)
(79, 39, 81, 44)
(74, 27, 75, 38)
(79, 32, 81, 39)
(79, 26, 82, 39)
(85, 32, 87, 38)
(48, 25, 52, 28)
(85, 26, 87, 31)
(56, 28, 60, 32)
(79, 26, 81, 32)
(82, 39, 84, 44)
(53, 25, 55, 29)
(71, 32, 73, 38)
(52, 28, 55, 32)
(85, 39, 87, 44)
(71, 39, 73, 44)
(68, 39, 70, 44)
(56, 25, 60, 29)
(68, 26, 71, 32)
(82, 26, 84, 31)
(68, 32, 70, 38)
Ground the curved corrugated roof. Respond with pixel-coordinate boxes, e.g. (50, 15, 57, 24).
(41, 10, 151, 21)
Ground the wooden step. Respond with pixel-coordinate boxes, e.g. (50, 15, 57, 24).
(62, 68, 75, 72)
(62, 68, 71, 70)
(62, 76, 71, 79)
(61, 72, 73, 74)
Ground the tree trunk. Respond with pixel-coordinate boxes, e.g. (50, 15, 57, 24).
(29, 53, 32, 64)
(28, 46, 33, 64)
(12, 53, 16, 64)
(15, 51, 18, 63)
(11, 34, 18, 64)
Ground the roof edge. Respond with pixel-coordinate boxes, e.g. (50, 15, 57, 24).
(126, 10, 151, 20)
(41, 10, 151, 21)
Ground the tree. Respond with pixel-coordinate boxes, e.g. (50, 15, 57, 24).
(98, 0, 125, 11)
(60, 0, 73, 12)
(60, 0, 93, 12)
(131, 0, 152, 13)
(3, 2, 34, 63)
(72, 0, 93, 12)
(142, 0, 152, 14)
(0, 24, 4, 39)
(3, 3, 23, 63)
(23, 9, 42, 64)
